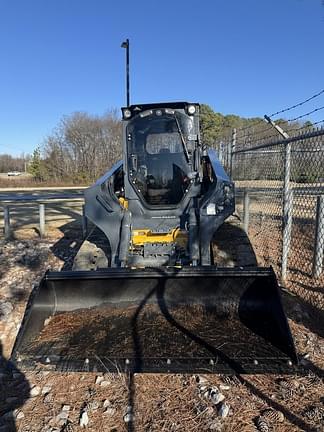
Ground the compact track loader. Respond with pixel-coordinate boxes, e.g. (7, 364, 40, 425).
(12, 102, 297, 373)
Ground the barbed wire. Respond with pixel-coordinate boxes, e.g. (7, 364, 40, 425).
(282, 118, 324, 136)
(308, 118, 324, 127)
(237, 88, 324, 136)
(243, 122, 323, 144)
(269, 88, 324, 118)
(236, 119, 324, 149)
(286, 105, 324, 123)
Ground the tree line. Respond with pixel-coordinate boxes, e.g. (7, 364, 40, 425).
(1, 104, 318, 184)
(0, 154, 28, 173)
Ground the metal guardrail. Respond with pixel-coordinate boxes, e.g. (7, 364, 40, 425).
(0, 194, 85, 239)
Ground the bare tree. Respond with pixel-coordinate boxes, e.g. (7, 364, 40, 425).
(0, 153, 29, 172)
(42, 110, 122, 182)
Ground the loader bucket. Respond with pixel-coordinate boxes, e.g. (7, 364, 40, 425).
(11, 267, 298, 374)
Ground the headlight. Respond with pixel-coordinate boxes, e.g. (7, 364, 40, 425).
(187, 104, 196, 115)
(206, 203, 216, 215)
(122, 109, 132, 119)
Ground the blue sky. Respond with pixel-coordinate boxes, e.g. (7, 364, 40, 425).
(0, 0, 324, 156)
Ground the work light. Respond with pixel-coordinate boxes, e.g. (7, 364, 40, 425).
(187, 105, 196, 115)
(123, 109, 132, 119)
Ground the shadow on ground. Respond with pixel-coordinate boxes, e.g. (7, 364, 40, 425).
(214, 221, 324, 346)
(50, 220, 84, 270)
(0, 343, 30, 431)
(212, 219, 258, 267)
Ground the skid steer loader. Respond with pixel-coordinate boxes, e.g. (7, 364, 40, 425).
(11, 102, 297, 373)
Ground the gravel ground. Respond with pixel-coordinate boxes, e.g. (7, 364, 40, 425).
(0, 231, 324, 431)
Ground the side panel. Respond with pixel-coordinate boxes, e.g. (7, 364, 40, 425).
(199, 149, 235, 265)
(84, 161, 124, 266)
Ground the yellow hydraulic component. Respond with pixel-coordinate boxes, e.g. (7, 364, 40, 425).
(132, 227, 187, 247)
(119, 197, 128, 209)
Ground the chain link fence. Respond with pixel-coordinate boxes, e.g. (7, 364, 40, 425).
(218, 127, 324, 312)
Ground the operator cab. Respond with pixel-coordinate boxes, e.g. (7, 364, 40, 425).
(122, 103, 200, 207)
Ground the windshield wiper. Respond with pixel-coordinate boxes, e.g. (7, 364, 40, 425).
(174, 113, 190, 163)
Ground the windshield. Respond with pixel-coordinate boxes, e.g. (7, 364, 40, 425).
(126, 111, 194, 206)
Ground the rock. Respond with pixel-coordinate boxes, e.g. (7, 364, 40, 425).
(44, 318, 52, 326)
(16, 411, 25, 419)
(104, 407, 116, 416)
(210, 388, 225, 405)
(218, 402, 230, 418)
(124, 413, 134, 423)
(79, 410, 89, 428)
(62, 405, 71, 412)
(99, 380, 110, 387)
(199, 385, 208, 393)
(30, 385, 41, 397)
(196, 375, 208, 385)
(202, 388, 210, 399)
(95, 376, 104, 385)
(103, 399, 111, 408)
(42, 386, 52, 395)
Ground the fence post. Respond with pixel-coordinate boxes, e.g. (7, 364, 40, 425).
(4, 206, 11, 240)
(39, 203, 46, 238)
(312, 195, 324, 278)
(82, 205, 88, 239)
(243, 190, 250, 234)
(281, 188, 293, 281)
(230, 128, 236, 177)
(227, 140, 231, 174)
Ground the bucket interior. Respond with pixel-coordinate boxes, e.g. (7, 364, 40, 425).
(12, 268, 297, 373)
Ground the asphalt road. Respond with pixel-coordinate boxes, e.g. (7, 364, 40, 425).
(0, 188, 85, 235)
(0, 187, 85, 201)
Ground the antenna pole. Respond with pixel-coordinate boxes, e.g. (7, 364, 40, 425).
(121, 39, 130, 106)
